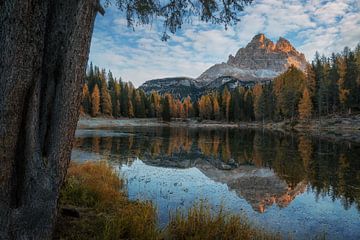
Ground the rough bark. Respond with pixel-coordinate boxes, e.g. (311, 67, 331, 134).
(0, 0, 102, 239)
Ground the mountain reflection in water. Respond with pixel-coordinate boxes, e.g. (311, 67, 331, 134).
(73, 126, 360, 239)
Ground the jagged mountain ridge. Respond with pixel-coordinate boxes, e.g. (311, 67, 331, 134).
(139, 77, 202, 99)
(139, 33, 308, 99)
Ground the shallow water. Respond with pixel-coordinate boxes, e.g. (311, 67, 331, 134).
(72, 126, 360, 239)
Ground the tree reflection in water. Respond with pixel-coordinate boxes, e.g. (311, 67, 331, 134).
(74, 127, 360, 212)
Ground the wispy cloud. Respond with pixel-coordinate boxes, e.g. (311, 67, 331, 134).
(89, 0, 360, 87)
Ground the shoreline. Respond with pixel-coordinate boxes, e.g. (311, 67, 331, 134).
(77, 115, 360, 143)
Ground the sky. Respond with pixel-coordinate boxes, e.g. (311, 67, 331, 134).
(89, 0, 360, 87)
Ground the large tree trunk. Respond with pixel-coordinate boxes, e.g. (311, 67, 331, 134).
(0, 0, 102, 239)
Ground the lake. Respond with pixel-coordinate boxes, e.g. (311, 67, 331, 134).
(72, 125, 360, 239)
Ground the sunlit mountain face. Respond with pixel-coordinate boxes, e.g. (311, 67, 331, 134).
(139, 34, 309, 100)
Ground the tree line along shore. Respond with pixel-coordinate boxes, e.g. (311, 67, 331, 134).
(81, 44, 360, 124)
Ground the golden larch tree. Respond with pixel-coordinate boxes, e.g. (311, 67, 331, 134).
(222, 87, 231, 121)
(298, 87, 312, 120)
(212, 94, 221, 120)
(252, 84, 264, 121)
(337, 57, 349, 111)
(183, 96, 192, 118)
(91, 84, 100, 117)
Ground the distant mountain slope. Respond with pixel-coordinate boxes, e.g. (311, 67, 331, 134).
(139, 77, 201, 99)
(139, 33, 308, 99)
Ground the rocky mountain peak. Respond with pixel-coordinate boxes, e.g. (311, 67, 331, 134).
(225, 33, 307, 73)
(275, 37, 295, 53)
(140, 33, 308, 99)
(246, 33, 276, 51)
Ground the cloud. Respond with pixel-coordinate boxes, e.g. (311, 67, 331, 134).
(89, 0, 360, 87)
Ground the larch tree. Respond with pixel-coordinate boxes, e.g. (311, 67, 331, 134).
(82, 83, 92, 115)
(305, 64, 316, 97)
(134, 91, 146, 118)
(253, 84, 265, 122)
(177, 100, 185, 118)
(222, 87, 231, 122)
(128, 98, 135, 118)
(243, 89, 254, 121)
(100, 73, 112, 116)
(151, 91, 162, 118)
(231, 87, 242, 121)
(344, 51, 359, 112)
(212, 94, 221, 120)
(113, 81, 122, 117)
(183, 96, 192, 118)
(199, 95, 213, 120)
(328, 54, 340, 113)
(161, 94, 172, 122)
(91, 84, 101, 117)
(337, 56, 349, 112)
(121, 83, 131, 117)
(0, 0, 252, 238)
(274, 66, 305, 120)
(298, 88, 313, 120)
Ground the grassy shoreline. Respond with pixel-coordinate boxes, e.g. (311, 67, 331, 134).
(78, 114, 360, 143)
(55, 161, 278, 240)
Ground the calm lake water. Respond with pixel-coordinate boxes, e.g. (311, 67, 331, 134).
(72, 126, 360, 239)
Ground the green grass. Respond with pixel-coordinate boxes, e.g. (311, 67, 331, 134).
(55, 161, 278, 240)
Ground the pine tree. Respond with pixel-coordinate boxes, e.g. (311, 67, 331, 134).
(81, 83, 91, 115)
(121, 83, 133, 117)
(298, 88, 313, 120)
(150, 91, 162, 118)
(305, 64, 316, 97)
(114, 99, 121, 118)
(263, 84, 276, 121)
(231, 87, 242, 121)
(274, 66, 305, 119)
(113, 80, 121, 117)
(162, 94, 172, 121)
(337, 56, 349, 112)
(355, 44, 360, 108)
(345, 51, 359, 112)
(134, 91, 146, 117)
(87, 62, 96, 92)
(128, 98, 134, 118)
(222, 87, 231, 122)
(328, 54, 340, 113)
(313, 52, 324, 117)
(198, 95, 212, 120)
(243, 89, 254, 121)
(178, 99, 185, 118)
(212, 94, 221, 120)
(100, 74, 112, 116)
(253, 84, 265, 122)
(183, 96, 192, 118)
(107, 70, 116, 91)
(91, 84, 100, 117)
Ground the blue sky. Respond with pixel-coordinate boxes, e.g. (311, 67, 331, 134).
(89, 0, 360, 87)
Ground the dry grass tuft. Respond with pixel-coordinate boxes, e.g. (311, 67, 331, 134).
(56, 161, 158, 240)
(164, 202, 279, 240)
(56, 161, 277, 240)
(60, 161, 123, 209)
